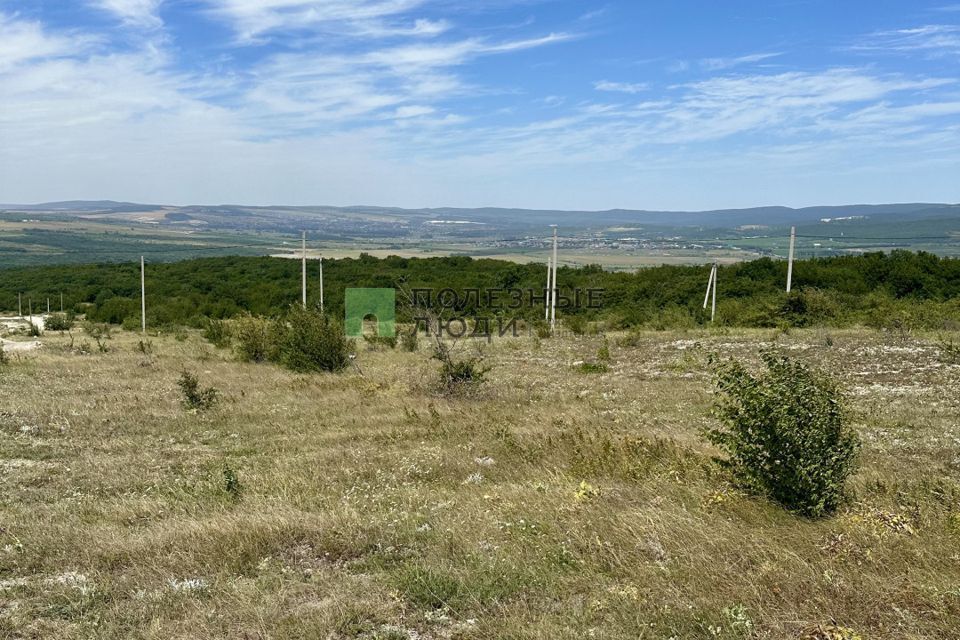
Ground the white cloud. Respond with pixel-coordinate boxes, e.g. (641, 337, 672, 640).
(204, 0, 434, 41)
(594, 80, 647, 94)
(853, 24, 960, 57)
(0, 13, 92, 72)
(700, 52, 781, 70)
(90, 0, 164, 28)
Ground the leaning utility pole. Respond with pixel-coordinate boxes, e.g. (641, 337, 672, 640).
(140, 256, 146, 333)
(703, 262, 718, 323)
(301, 231, 307, 308)
(786, 226, 796, 293)
(711, 262, 718, 323)
(549, 227, 559, 331)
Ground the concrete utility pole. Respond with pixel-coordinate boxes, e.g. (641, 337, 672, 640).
(141, 256, 146, 333)
(711, 262, 717, 323)
(544, 257, 552, 321)
(703, 263, 718, 323)
(47, 299, 50, 313)
(301, 231, 307, 308)
(18, 292, 22, 319)
(319, 257, 324, 313)
(703, 264, 715, 310)
(550, 227, 559, 331)
(786, 226, 796, 293)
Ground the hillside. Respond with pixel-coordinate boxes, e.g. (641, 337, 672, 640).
(1, 202, 959, 269)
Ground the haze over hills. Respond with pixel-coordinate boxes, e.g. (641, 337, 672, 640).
(2, 200, 959, 269)
(4, 200, 960, 233)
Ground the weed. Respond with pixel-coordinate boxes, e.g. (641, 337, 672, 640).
(936, 335, 960, 364)
(401, 328, 419, 352)
(222, 463, 242, 498)
(177, 370, 220, 411)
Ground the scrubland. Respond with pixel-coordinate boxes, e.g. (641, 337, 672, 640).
(1, 326, 959, 639)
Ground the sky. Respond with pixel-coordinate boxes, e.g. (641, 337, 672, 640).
(0, 1, 958, 210)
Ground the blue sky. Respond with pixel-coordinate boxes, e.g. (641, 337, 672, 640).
(1, 0, 958, 210)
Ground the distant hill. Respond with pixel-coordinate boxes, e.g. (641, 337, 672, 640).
(2, 200, 958, 233)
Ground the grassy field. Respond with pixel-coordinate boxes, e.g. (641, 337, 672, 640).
(1, 326, 960, 638)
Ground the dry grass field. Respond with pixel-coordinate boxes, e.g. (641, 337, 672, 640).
(1, 326, 960, 638)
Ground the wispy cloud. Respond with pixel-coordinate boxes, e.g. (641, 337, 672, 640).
(700, 52, 782, 70)
(0, 13, 96, 72)
(90, 0, 164, 28)
(594, 80, 647, 94)
(853, 24, 960, 57)
(203, 0, 435, 41)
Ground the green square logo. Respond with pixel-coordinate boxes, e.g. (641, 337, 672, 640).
(345, 288, 396, 338)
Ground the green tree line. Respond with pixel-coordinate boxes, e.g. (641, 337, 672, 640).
(1, 251, 958, 330)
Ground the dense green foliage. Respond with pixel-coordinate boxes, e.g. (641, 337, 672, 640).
(230, 307, 353, 373)
(706, 351, 860, 517)
(270, 306, 353, 373)
(1, 250, 958, 330)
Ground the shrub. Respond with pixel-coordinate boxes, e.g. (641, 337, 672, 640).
(705, 351, 860, 517)
(364, 334, 397, 349)
(401, 327, 419, 352)
(234, 314, 273, 363)
(0, 342, 7, 367)
(271, 306, 352, 373)
(177, 370, 219, 411)
(27, 322, 42, 337)
(433, 341, 489, 393)
(203, 318, 231, 348)
(45, 313, 74, 332)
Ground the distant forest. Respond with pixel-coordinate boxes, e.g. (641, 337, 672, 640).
(1, 251, 959, 330)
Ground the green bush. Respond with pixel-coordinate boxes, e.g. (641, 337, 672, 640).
(0, 342, 7, 367)
(203, 317, 232, 348)
(271, 306, 352, 373)
(45, 313, 74, 332)
(177, 370, 219, 411)
(234, 314, 273, 363)
(705, 351, 860, 517)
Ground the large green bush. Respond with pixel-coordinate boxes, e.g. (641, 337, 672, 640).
(233, 314, 273, 363)
(705, 351, 860, 517)
(271, 306, 353, 373)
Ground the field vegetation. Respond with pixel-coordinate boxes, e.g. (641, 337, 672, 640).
(1, 320, 959, 638)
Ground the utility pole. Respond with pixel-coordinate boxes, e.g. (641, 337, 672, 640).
(544, 257, 552, 321)
(18, 292, 22, 319)
(550, 227, 558, 331)
(301, 231, 307, 308)
(141, 256, 146, 333)
(786, 226, 796, 293)
(47, 298, 50, 314)
(60, 292, 63, 313)
(703, 263, 718, 322)
(319, 257, 324, 313)
(711, 262, 718, 323)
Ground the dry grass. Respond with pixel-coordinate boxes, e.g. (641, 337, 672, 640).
(1, 326, 959, 638)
